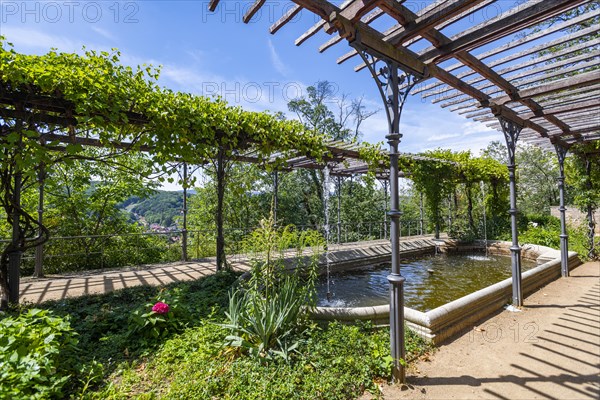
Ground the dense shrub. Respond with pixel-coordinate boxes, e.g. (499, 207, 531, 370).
(520, 223, 590, 259)
(20, 234, 182, 276)
(0, 309, 80, 399)
(99, 321, 430, 400)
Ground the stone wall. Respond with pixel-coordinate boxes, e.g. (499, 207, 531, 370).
(550, 206, 600, 234)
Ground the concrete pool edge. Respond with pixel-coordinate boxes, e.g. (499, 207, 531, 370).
(309, 241, 582, 344)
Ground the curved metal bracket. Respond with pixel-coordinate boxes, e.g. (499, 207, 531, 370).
(353, 44, 421, 135)
(498, 117, 523, 166)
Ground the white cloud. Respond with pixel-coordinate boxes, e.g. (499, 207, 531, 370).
(267, 39, 290, 77)
(462, 120, 497, 136)
(0, 25, 114, 55)
(185, 49, 207, 64)
(427, 133, 461, 142)
(420, 134, 503, 154)
(91, 26, 116, 41)
(161, 64, 225, 93)
(0, 26, 80, 51)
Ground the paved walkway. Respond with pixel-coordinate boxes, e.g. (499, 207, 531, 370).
(19, 237, 435, 304)
(370, 260, 600, 400)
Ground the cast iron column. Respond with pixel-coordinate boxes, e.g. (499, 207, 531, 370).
(447, 196, 453, 232)
(419, 192, 424, 235)
(182, 162, 188, 261)
(8, 170, 22, 304)
(498, 116, 523, 307)
(273, 171, 279, 225)
(554, 144, 569, 277)
(354, 46, 422, 382)
(34, 163, 45, 278)
(387, 128, 405, 383)
(383, 179, 389, 239)
(337, 176, 342, 244)
(6, 118, 24, 305)
(215, 149, 226, 271)
(584, 157, 596, 259)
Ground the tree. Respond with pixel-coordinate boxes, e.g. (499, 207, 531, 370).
(286, 81, 378, 228)
(187, 163, 271, 260)
(515, 144, 559, 215)
(566, 142, 600, 259)
(482, 141, 559, 216)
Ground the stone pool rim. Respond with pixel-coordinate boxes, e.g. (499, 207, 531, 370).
(309, 240, 582, 344)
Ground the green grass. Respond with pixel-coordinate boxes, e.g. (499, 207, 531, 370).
(12, 271, 431, 399)
(95, 321, 430, 400)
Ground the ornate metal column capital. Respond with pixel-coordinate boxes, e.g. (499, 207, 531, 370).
(554, 143, 568, 176)
(498, 116, 523, 166)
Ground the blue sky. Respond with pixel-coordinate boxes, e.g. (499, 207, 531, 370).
(0, 0, 506, 154)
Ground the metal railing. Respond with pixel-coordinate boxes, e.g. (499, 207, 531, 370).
(1, 219, 431, 275)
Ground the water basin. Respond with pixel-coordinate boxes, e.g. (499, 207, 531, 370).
(317, 252, 536, 312)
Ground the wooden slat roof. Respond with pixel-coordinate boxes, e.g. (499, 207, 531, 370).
(214, 0, 599, 150)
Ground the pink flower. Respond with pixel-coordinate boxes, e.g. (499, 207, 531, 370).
(152, 301, 170, 315)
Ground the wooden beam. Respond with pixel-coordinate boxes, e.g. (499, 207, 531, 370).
(290, 0, 338, 20)
(208, 0, 220, 12)
(461, 85, 600, 116)
(473, 99, 600, 122)
(415, 11, 600, 95)
(338, 0, 382, 22)
(0, 108, 77, 126)
(430, 66, 490, 104)
(284, 0, 586, 140)
(419, 0, 588, 64)
(328, 12, 429, 77)
(489, 104, 548, 137)
(440, 57, 600, 111)
(491, 70, 600, 106)
(319, 8, 384, 53)
(423, 38, 600, 99)
(353, 0, 496, 71)
(385, 0, 484, 45)
(435, 54, 599, 105)
(270, 4, 302, 34)
(243, 0, 266, 23)
(0, 90, 148, 125)
(294, 0, 358, 45)
(376, 0, 575, 136)
(42, 133, 153, 152)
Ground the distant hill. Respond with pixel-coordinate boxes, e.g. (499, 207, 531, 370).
(119, 190, 191, 228)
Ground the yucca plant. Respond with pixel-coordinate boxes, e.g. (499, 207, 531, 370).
(223, 277, 304, 358)
(221, 215, 323, 360)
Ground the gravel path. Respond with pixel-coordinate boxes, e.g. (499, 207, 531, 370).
(365, 261, 600, 400)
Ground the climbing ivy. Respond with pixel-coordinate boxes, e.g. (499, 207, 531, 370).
(0, 40, 330, 305)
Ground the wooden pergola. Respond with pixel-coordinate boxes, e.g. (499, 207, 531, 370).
(3, 71, 464, 296)
(209, 0, 599, 381)
(215, 0, 599, 147)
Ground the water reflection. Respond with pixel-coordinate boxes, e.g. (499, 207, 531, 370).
(316, 253, 536, 311)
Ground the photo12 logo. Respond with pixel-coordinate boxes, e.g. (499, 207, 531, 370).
(200, 81, 340, 105)
(1, 1, 140, 24)
(199, 0, 317, 24)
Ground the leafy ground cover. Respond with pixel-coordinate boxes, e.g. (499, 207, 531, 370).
(1, 270, 431, 399)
